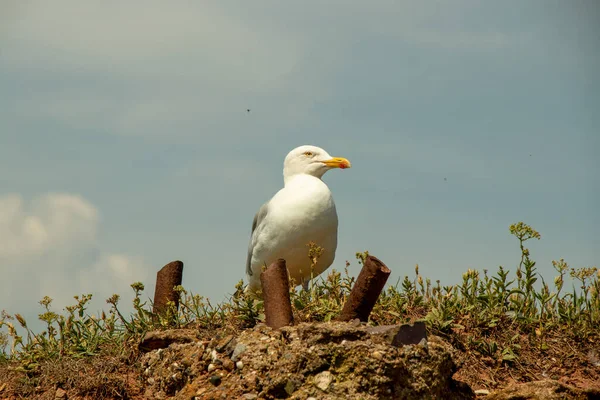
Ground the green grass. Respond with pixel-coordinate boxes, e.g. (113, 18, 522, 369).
(1, 221, 598, 392)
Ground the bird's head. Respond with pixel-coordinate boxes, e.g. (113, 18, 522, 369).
(283, 145, 351, 182)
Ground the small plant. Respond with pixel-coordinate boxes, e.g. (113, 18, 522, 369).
(0, 221, 597, 396)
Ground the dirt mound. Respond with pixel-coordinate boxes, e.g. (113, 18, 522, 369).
(139, 321, 474, 399)
(2, 321, 599, 399)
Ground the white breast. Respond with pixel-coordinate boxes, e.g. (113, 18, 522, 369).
(248, 174, 339, 289)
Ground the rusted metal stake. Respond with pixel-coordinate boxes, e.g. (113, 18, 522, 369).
(338, 255, 391, 322)
(260, 258, 294, 329)
(153, 260, 184, 314)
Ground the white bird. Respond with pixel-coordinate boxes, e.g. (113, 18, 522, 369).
(245, 145, 351, 293)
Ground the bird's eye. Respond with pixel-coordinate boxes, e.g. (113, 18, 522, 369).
(303, 151, 314, 157)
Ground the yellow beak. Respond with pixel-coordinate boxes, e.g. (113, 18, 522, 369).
(321, 157, 351, 169)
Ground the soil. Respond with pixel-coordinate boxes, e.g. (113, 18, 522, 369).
(1, 321, 599, 400)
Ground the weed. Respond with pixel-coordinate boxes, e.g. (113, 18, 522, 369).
(0, 221, 597, 395)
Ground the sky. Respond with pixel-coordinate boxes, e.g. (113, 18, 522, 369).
(1, 1, 598, 333)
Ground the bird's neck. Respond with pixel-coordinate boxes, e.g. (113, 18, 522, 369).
(284, 173, 324, 187)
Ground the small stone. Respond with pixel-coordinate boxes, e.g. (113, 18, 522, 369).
(211, 349, 218, 361)
(207, 363, 217, 372)
(236, 361, 244, 369)
(314, 371, 333, 392)
(242, 394, 258, 399)
(216, 335, 234, 352)
(474, 389, 490, 395)
(209, 375, 222, 386)
(224, 337, 238, 356)
(222, 359, 235, 371)
(284, 380, 296, 395)
(372, 350, 384, 360)
(55, 388, 67, 399)
(307, 398, 317, 400)
(147, 377, 155, 385)
(231, 343, 248, 361)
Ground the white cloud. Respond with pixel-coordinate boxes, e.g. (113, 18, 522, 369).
(0, 193, 151, 326)
(77, 254, 149, 300)
(0, 193, 97, 260)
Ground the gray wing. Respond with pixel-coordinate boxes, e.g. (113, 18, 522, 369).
(246, 202, 269, 276)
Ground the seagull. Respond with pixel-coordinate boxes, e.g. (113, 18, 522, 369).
(245, 145, 351, 293)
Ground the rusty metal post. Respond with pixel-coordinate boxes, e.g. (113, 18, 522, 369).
(338, 255, 391, 322)
(153, 260, 184, 314)
(261, 258, 294, 329)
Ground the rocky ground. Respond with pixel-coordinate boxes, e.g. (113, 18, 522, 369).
(139, 321, 472, 399)
(1, 321, 599, 399)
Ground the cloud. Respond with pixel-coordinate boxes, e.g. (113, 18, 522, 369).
(0, 193, 150, 327)
(0, 193, 97, 259)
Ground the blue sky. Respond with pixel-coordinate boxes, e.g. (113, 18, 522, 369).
(1, 1, 598, 329)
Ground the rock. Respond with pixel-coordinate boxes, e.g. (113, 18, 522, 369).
(242, 394, 258, 400)
(208, 375, 222, 386)
(139, 329, 198, 352)
(55, 388, 67, 399)
(231, 343, 248, 361)
(284, 379, 296, 395)
(141, 321, 473, 400)
(207, 363, 216, 372)
(367, 321, 428, 347)
(216, 335, 235, 352)
(474, 389, 490, 395)
(314, 371, 333, 392)
(224, 337, 238, 356)
(394, 321, 427, 346)
(222, 359, 235, 371)
(487, 380, 600, 400)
